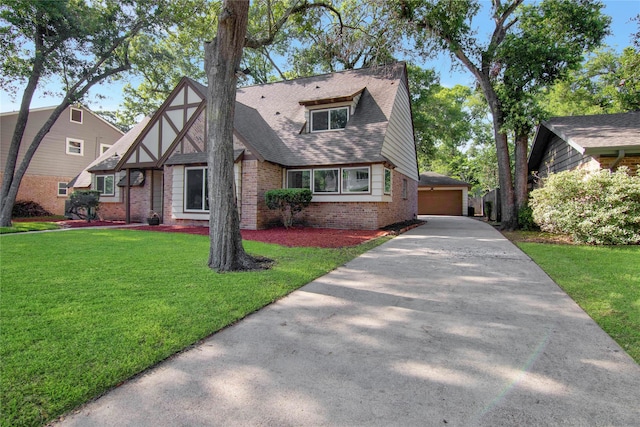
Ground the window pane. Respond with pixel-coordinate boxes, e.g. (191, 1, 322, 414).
(330, 108, 348, 129)
(68, 140, 82, 154)
(287, 170, 310, 189)
(384, 169, 392, 194)
(104, 176, 114, 195)
(58, 182, 67, 196)
(186, 169, 205, 210)
(71, 108, 83, 123)
(313, 169, 339, 193)
(96, 177, 105, 193)
(311, 110, 329, 132)
(342, 168, 369, 192)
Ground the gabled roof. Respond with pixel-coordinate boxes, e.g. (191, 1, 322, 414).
(113, 62, 412, 173)
(529, 111, 640, 170)
(68, 116, 150, 187)
(234, 64, 404, 167)
(419, 172, 471, 188)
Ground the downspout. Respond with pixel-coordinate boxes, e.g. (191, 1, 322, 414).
(609, 149, 625, 171)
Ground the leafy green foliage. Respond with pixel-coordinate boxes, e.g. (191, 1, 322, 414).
(67, 190, 101, 222)
(530, 168, 640, 245)
(517, 201, 537, 231)
(517, 242, 640, 363)
(540, 47, 640, 116)
(265, 188, 312, 228)
(0, 229, 387, 426)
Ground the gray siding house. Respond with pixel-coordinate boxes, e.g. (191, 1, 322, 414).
(76, 63, 420, 229)
(0, 105, 123, 215)
(528, 111, 640, 184)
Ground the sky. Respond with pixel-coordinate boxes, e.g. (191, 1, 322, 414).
(1, 0, 638, 114)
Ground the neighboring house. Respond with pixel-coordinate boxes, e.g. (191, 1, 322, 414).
(0, 105, 123, 215)
(77, 63, 419, 230)
(528, 111, 640, 185)
(418, 172, 471, 216)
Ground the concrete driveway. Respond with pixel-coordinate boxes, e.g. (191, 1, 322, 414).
(55, 216, 640, 426)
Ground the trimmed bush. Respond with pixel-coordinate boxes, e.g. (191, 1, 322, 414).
(67, 190, 101, 222)
(265, 188, 312, 228)
(12, 201, 53, 218)
(529, 167, 640, 245)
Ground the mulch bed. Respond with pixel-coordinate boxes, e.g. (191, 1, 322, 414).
(132, 225, 389, 248)
(56, 220, 127, 228)
(20, 218, 425, 248)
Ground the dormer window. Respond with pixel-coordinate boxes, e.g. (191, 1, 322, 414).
(311, 107, 349, 132)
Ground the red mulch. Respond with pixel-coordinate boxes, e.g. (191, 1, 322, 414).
(56, 220, 127, 228)
(132, 225, 388, 248)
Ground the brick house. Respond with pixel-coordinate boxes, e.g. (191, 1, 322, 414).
(72, 63, 419, 230)
(528, 111, 640, 186)
(0, 106, 123, 215)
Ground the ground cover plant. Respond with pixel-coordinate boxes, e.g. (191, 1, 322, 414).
(0, 229, 389, 427)
(515, 241, 640, 363)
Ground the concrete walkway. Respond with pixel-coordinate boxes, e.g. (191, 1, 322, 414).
(56, 216, 640, 426)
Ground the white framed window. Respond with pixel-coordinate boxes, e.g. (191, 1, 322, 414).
(313, 168, 340, 193)
(57, 182, 68, 196)
(310, 107, 349, 132)
(66, 137, 84, 156)
(96, 175, 115, 196)
(342, 167, 370, 193)
(286, 169, 311, 189)
(402, 178, 408, 199)
(384, 168, 392, 195)
(70, 107, 83, 124)
(184, 167, 209, 212)
(100, 143, 112, 155)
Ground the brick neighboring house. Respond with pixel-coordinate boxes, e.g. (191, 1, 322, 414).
(528, 111, 640, 186)
(74, 63, 420, 230)
(0, 105, 123, 215)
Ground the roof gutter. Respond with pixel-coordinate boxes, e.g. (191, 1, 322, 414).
(609, 149, 625, 171)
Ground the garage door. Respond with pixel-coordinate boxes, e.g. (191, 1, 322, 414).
(418, 190, 462, 215)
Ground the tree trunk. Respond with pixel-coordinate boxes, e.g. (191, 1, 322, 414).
(514, 131, 529, 212)
(475, 74, 518, 230)
(0, 103, 71, 226)
(205, 0, 261, 272)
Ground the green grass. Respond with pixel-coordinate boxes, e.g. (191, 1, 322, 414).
(517, 243, 640, 363)
(0, 222, 60, 234)
(0, 230, 390, 427)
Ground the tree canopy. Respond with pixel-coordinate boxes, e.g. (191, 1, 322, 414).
(0, 0, 175, 227)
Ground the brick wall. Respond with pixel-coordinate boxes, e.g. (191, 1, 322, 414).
(598, 155, 640, 175)
(256, 161, 284, 229)
(93, 171, 151, 222)
(0, 174, 73, 215)
(298, 170, 418, 230)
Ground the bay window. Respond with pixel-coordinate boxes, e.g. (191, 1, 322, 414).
(313, 169, 339, 193)
(342, 167, 370, 193)
(287, 169, 311, 189)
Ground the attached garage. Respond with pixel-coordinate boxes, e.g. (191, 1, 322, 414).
(418, 172, 471, 216)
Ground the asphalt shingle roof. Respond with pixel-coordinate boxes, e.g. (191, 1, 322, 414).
(418, 172, 471, 187)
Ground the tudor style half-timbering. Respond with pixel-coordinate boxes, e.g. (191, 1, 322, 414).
(76, 63, 419, 230)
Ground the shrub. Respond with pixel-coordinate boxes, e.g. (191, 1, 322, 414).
(67, 190, 101, 222)
(529, 168, 640, 245)
(12, 201, 53, 218)
(517, 202, 537, 231)
(265, 188, 312, 228)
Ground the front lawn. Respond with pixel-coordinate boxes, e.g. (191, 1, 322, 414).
(0, 221, 60, 234)
(516, 242, 640, 363)
(0, 229, 389, 427)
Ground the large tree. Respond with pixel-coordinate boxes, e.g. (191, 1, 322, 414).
(398, 0, 610, 229)
(205, 0, 346, 271)
(0, 0, 172, 227)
